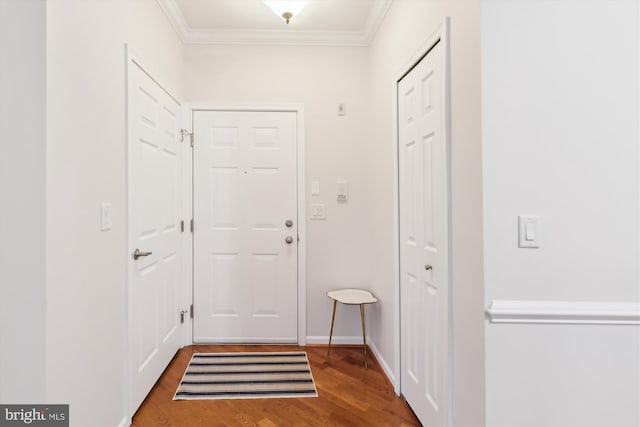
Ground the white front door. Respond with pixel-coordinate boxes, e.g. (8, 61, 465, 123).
(127, 57, 187, 411)
(398, 38, 451, 426)
(193, 110, 298, 343)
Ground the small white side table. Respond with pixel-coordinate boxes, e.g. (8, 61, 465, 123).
(327, 288, 378, 367)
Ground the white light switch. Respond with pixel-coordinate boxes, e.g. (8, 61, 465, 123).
(100, 202, 112, 231)
(311, 180, 320, 196)
(311, 203, 326, 220)
(525, 223, 536, 241)
(518, 215, 540, 248)
(336, 180, 348, 202)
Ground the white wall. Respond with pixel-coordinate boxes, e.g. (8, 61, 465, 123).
(184, 44, 372, 342)
(0, 0, 46, 403)
(45, 1, 183, 425)
(126, 0, 185, 98)
(482, 1, 640, 426)
(367, 1, 485, 426)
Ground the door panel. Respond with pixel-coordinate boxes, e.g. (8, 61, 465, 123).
(193, 110, 298, 343)
(128, 60, 185, 412)
(399, 39, 450, 426)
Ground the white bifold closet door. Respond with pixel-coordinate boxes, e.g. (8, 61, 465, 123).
(398, 38, 451, 427)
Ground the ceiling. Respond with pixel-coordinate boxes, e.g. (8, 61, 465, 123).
(158, 0, 394, 46)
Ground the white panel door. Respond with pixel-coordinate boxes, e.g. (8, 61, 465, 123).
(193, 110, 298, 343)
(128, 59, 186, 411)
(398, 39, 450, 426)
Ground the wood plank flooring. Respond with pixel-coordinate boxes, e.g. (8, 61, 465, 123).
(132, 345, 420, 427)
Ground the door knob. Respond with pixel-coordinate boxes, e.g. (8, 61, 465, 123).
(424, 264, 433, 271)
(285, 236, 294, 244)
(285, 219, 293, 228)
(133, 248, 152, 260)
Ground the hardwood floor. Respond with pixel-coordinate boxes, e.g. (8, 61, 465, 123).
(132, 345, 420, 427)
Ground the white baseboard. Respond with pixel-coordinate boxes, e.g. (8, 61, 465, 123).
(486, 300, 640, 325)
(305, 335, 365, 345)
(116, 416, 130, 427)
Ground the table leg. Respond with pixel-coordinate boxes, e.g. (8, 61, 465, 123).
(360, 303, 367, 368)
(327, 300, 337, 357)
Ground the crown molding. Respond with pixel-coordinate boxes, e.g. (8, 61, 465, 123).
(182, 29, 372, 47)
(157, 0, 393, 47)
(157, 0, 189, 41)
(361, 0, 393, 44)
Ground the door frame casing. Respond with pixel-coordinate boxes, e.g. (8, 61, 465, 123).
(125, 45, 192, 422)
(189, 104, 307, 346)
(391, 17, 453, 424)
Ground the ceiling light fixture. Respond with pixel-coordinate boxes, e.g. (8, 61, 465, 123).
(264, 1, 308, 24)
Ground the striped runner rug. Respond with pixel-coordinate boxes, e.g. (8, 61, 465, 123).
(173, 352, 318, 400)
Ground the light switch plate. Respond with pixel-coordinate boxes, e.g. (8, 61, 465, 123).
(100, 202, 113, 231)
(518, 215, 540, 248)
(311, 203, 326, 220)
(311, 180, 320, 196)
